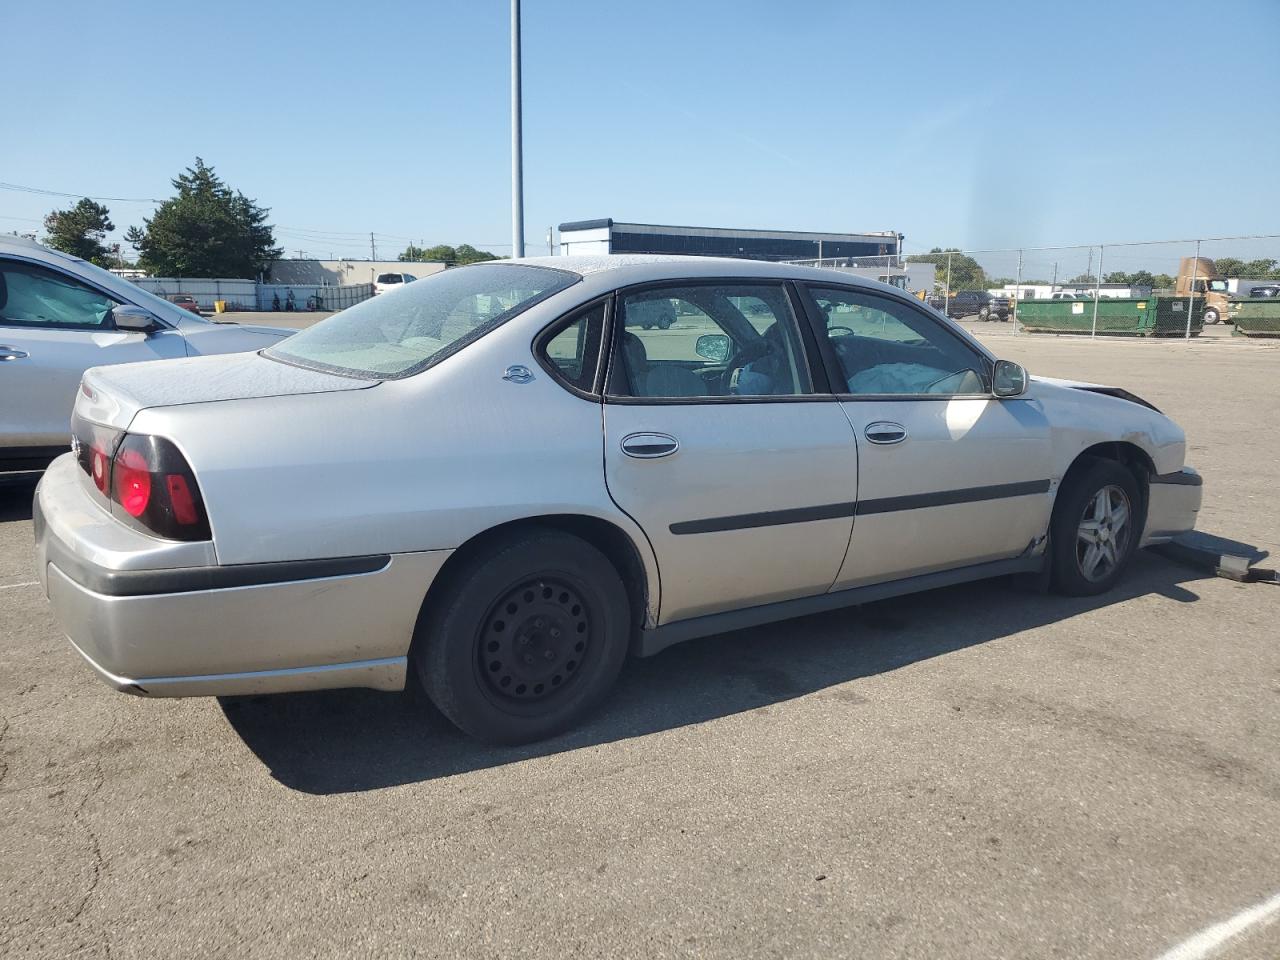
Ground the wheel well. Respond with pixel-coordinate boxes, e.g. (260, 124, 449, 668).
(1058, 441, 1154, 522)
(417, 515, 651, 654)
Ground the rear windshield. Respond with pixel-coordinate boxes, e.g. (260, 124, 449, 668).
(266, 263, 579, 379)
(376, 274, 403, 283)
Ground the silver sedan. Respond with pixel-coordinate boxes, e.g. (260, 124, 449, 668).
(0, 235, 289, 480)
(34, 256, 1202, 743)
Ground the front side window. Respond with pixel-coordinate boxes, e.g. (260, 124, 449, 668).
(608, 284, 811, 399)
(267, 263, 578, 379)
(808, 286, 989, 396)
(0, 259, 118, 329)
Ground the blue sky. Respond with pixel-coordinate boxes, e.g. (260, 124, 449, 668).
(3, 0, 1277, 263)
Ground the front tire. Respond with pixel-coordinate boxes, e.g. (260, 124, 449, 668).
(1049, 460, 1141, 596)
(978, 306, 990, 320)
(414, 529, 630, 744)
(1203, 307, 1220, 324)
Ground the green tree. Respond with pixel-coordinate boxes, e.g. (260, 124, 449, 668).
(454, 243, 499, 264)
(128, 158, 281, 277)
(43, 198, 115, 266)
(908, 248, 988, 291)
(1104, 270, 1156, 287)
(401, 243, 501, 264)
(1214, 257, 1278, 279)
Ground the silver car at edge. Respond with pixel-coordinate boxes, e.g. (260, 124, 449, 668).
(33, 255, 1202, 743)
(0, 235, 290, 480)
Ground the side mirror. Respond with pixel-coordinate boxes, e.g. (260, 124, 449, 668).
(694, 333, 731, 363)
(993, 359, 1028, 398)
(111, 305, 161, 333)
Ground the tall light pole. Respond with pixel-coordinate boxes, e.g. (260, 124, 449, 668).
(510, 0, 525, 258)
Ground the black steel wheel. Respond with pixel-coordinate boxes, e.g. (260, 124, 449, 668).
(477, 577, 592, 704)
(414, 528, 630, 744)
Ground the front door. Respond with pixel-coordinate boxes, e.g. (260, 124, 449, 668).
(0, 258, 187, 458)
(798, 283, 1053, 589)
(601, 281, 858, 624)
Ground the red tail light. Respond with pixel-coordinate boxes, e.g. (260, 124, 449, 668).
(71, 415, 211, 541)
(109, 434, 212, 541)
(113, 446, 152, 517)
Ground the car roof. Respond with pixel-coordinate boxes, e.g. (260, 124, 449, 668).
(508, 253, 904, 293)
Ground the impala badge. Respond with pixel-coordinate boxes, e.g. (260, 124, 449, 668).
(502, 365, 535, 384)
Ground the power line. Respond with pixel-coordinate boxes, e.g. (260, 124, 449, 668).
(0, 180, 162, 204)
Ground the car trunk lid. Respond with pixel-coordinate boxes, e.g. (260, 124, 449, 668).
(76, 350, 376, 430)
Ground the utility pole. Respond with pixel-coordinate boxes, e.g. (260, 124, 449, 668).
(370, 232, 377, 261)
(547, 227, 554, 256)
(1051, 262, 1058, 291)
(1085, 247, 1093, 287)
(510, 0, 525, 258)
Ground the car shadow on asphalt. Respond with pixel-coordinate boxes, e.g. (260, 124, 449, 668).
(220, 548, 1239, 795)
(0, 481, 37, 522)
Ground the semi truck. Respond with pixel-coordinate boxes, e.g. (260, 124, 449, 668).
(1176, 257, 1231, 324)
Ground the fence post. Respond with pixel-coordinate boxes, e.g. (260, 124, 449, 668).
(944, 252, 952, 314)
(1185, 239, 1200, 340)
(1014, 249, 1023, 333)
(1091, 244, 1104, 339)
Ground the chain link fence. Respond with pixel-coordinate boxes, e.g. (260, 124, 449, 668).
(790, 234, 1280, 341)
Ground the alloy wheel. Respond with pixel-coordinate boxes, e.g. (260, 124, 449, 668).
(1075, 484, 1132, 582)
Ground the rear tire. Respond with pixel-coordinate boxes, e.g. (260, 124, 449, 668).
(1049, 460, 1141, 596)
(414, 529, 630, 744)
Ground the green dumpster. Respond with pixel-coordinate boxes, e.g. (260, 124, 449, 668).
(1227, 299, 1280, 338)
(1015, 296, 1204, 337)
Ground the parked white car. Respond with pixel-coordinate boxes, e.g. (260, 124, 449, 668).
(34, 255, 1201, 743)
(0, 236, 291, 479)
(373, 272, 417, 295)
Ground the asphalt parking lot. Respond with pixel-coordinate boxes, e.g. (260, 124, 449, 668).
(2, 329, 1277, 959)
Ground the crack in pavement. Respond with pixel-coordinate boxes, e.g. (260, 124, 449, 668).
(64, 713, 117, 960)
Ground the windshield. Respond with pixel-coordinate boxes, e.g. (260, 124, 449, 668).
(1208, 279, 1228, 292)
(266, 262, 579, 379)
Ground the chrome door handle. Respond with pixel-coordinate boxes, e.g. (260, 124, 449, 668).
(0, 346, 29, 361)
(621, 432, 679, 459)
(865, 421, 907, 444)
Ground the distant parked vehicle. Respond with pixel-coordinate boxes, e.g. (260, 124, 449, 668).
(1246, 284, 1279, 298)
(166, 294, 202, 316)
(947, 291, 1009, 321)
(0, 236, 291, 479)
(1176, 257, 1231, 324)
(373, 272, 418, 296)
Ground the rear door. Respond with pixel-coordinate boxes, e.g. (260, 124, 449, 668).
(0, 257, 186, 460)
(798, 283, 1053, 589)
(601, 280, 858, 624)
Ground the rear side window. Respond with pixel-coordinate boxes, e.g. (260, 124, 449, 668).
(537, 301, 605, 394)
(0, 259, 119, 329)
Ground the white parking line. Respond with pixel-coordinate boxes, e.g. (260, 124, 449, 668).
(1155, 889, 1280, 960)
(0, 581, 38, 591)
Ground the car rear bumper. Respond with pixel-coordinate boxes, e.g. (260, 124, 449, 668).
(1141, 467, 1203, 546)
(34, 455, 451, 697)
